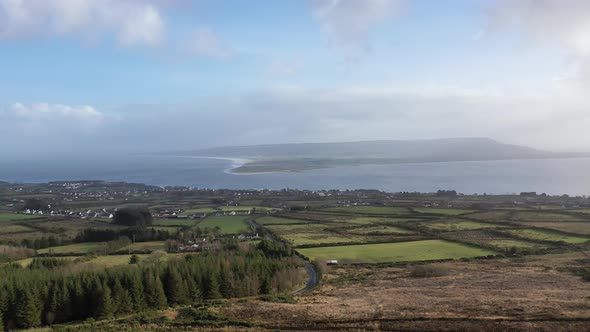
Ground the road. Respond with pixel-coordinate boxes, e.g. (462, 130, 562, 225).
(293, 260, 318, 295)
(250, 218, 318, 294)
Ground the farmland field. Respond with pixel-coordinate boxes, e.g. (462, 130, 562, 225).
(297, 240, 496, 263)
(197, 216, 250, 234)
(424, 220, 503, 231)
(256, 216, 311, 225)
(346, 225, 413, 235)
(511, 212, 587, 222)
(486, 239, 551, 250)
(466, 211, 512, 221)
(121, 241, 166, 253)
(506, 229, 590, 244)
(38, 242, 105, 255)
(152, 218, 197, 226)
(267, 223, 366, 246)
(518, 222, 590, 235)
(0, 213, 45, 222)
(413, 208, 474, 215)
(0, 224, 35, 233)
(318, 206, 411, 215)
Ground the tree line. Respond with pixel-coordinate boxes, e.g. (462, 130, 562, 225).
(0, 246, 303, 329)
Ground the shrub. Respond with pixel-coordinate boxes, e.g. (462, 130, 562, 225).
(408, 264, 449, 278)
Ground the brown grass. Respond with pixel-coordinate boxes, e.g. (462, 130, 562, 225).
(220, 253, 590, 331)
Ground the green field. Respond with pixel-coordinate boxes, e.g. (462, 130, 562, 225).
(319, 206, 411, 215)
(38, 242, 105, 255)
(511, 212, 587, 222)
(467, 211, 512, 222)
(297, 240, 496, 264)
(413, 208, 474, 215)
(347, 225, 412, 235)
(152, 218, 197, 226)
(267, 224, 366, 246)
(518, 222, 590, 235)
(506, 229, 590, 244)
(425, 220, 502, 231)
(121, 241, 166, 253)
(0, 213, 44, 222)
(486, 239, 551, 250)
(197, 216, 250, 234)
(0, 224, 36, 234)
(340, 217, 416, 224)
(256, 216, 311, 225)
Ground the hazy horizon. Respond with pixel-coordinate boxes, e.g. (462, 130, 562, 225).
(2, 0, 590, 158)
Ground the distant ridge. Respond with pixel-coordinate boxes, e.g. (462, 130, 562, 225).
(178, 138, 588, 173)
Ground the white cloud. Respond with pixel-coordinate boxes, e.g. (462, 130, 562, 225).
(187, 28, 231, 59)
(311, 0, 404, 60)
(0, 0, 165, 47)
(1, 103, 107, 134)
(482, 0, 590, 87)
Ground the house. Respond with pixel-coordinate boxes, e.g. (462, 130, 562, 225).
(326, 260, 338, 265)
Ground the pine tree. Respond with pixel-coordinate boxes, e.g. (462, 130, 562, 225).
(70, 278, 88, 320)
(112, 279, 132, 314)
(202, 271, 222, 299)
(95, 281, 114, 320)
(44, 285, 58, 325)
(144, 272, 167, 309)
(15, 288, 42, 329)
(127, 272, 145, 311)
(164, 267, 189, 306)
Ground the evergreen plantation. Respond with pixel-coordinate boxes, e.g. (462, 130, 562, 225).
(0, 242, 303, 330)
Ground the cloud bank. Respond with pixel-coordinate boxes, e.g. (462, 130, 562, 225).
(0, 0, 165, 46)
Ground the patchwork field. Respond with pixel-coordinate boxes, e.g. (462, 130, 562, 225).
(37, 242, 105, 255)
(267, 223, 366, 246)
(297, 240, 496, 263)
(518, 222, 590, 235)
(346, 225, 413, 235)
(256, 216, 312, 225)
(121, 241, 166, 253)
(0, 213, 45, 222)
(466, 211, 512, 222)
(318, 206, 411, 215)
(197, 216, 250, 234)
(152, 218, 198, 226)
(424, 219, 503, 231)
(511, 212, 588, 222)
(413, 208, 474, 215)
(506, 228, 590, 244)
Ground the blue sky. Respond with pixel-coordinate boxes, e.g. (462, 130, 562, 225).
(1, 0, 589, 155)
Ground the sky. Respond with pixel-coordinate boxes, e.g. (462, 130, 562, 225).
(1, 0, 590, 157)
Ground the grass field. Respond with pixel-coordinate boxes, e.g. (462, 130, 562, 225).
(197, 216, 250, 234)
(506, 229, 590, 244)
(341, 217, 416, 224)
(347, 225, 413, 235)
(518, 222, 590, 235)
(0, 213, 45, 222)
(297, 240, 496, 263)
(413, 208, 474, 215)
(267, 224, 366, 246)
(319, 206, 411, 215)
(511, 212, 587, 222)
(466, 211, 512, 221)
(121, 241, 166, 253)
(486, 239, 551, 250)
(0, 224, 36, 233)
(425, 220, 503, 231)
(152, 219, 197, 226)
(38, 242, 105, 255)
(256, 216, 311, 225)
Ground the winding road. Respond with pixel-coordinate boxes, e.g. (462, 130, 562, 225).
(249, 218, 319, 294)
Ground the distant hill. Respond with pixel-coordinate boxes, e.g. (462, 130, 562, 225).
(180, 138, 588, 173)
